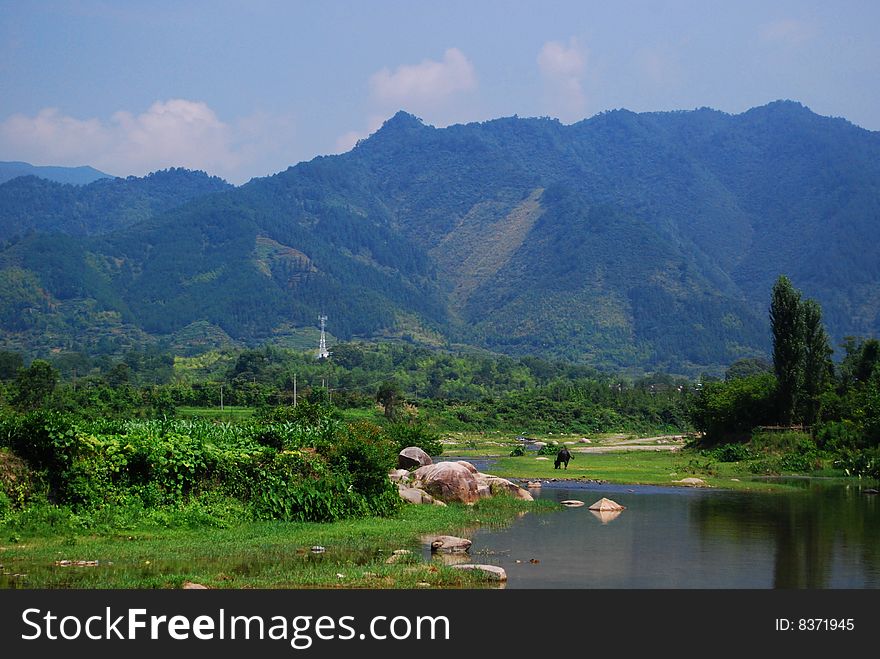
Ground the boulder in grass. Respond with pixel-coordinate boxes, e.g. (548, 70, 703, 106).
(398, 447, 433, 469)
(398, 485, 442, 505)
(413, 462, 481, 504)
(451, 564, 507, 581)
(673, 477, 708, 487)
(481, 475, 534, 501)
(430, 535, 472, 553)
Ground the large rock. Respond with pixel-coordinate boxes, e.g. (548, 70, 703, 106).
(451, 564, 508, 581)
(398, 485, 445, 506)
(413, 462, 481, 504)
(388, 468, 411, 483)
(398, 446, 433, 469)
(588, 497, 625, 511)
(480, 475, 534, 501)
(673, 477, 708, 487)
(429, 535, 472, 553)
(456, 461, 478, 474)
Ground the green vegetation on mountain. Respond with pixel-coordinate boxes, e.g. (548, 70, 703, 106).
(1, 102, 878, 373)
(0, 168, 231, 240)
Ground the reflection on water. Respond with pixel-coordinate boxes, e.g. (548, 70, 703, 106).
(467, 481, 880, 588)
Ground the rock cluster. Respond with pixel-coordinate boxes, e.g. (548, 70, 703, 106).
(392, 450, 533, 505)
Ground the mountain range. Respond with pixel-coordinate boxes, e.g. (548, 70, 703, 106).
(0, 161, 111, 186)
(1, 100, 878, 374)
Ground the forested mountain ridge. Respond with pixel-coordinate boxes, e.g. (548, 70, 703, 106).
(0, 160, 111, 186)
(1, 101, 878, 373)
(0, 168, 233, 240)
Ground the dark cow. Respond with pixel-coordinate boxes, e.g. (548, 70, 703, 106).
(554, 447, 573, 470)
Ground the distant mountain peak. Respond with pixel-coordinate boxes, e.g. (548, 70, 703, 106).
(0, 161, 112, 186)
(378, 111, 430, 133)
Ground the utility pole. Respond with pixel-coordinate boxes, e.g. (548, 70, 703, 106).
(220, 384, 224, 411)
(293, 373, 297, 407)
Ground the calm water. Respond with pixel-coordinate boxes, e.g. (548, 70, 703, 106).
(464, 480, 880, 588)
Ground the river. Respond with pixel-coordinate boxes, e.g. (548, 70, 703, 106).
(453, 479, 880, 588)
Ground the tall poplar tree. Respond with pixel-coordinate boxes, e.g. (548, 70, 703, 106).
(800, 298, 833, 426)
(770, 275, 804, 425)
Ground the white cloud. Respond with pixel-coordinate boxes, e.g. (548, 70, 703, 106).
(335, 48, 478, 155)
(538, 38, 587, 122)
(759, 19, 817, 45)
(369, 47, 477, 110)
(0, 100, 295, 184)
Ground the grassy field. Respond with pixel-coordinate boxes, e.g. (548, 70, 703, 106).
(435, 431, 848, 493)
(0, 497, 552, 589)
(487, 451, 799, 491)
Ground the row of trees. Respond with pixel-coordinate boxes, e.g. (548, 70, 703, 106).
(695, 276, 879, 456)
(770, 275, 833, 426)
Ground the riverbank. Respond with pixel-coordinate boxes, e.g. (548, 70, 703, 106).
(437, 432, 853, 493)
(0, 495, 553, 589)
(2, 435, 868, 588)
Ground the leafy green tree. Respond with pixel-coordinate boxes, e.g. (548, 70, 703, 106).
(12, 359, 59, 411)
(691, 373, 777, 444)
(725, 357, 772, 381)
(800, 299, 833, 426)
(840, 337, 880, 389)
(376, 380, 402, 420)
(105, 363, 131, 387)
(770, 276, 804, 425)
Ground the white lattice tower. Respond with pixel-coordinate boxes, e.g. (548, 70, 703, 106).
(317, 315, 329, 359)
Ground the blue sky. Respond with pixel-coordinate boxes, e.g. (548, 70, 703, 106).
(1, 0, 878, 184)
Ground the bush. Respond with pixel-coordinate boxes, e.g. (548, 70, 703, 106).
(322, 421, 399, 505)
(509, 446, 525, 457)
(537, 441, 560, 455)
(750, 431, 816, 455)
(0, 410, 401, 522)
(385, 421, 443, 456)
(834, 447, 880, 480)
(691, 374, 776, 445)
(816, 421, 865, 452)
(705, 443, 755, 462)
(0, 447, 35, 507)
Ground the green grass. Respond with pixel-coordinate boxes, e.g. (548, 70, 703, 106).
(487, 450, 846, 492)
(0, 496, 552, 589)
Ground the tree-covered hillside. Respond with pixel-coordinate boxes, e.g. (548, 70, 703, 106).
(0, 101, 878, 373)
(0, 168, 232, 240)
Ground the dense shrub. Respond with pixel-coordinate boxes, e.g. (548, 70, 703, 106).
(537, 441, 561, 455)
(705, 443, 756, 462)
(691, 374, 776, 445)
(0, 447, 34, 507)
(384, 421, 443, 456)
(0, 409, 400, 521)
